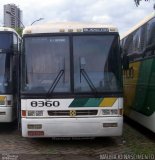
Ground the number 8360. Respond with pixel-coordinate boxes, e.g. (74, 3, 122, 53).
(31, 101, 60, 107)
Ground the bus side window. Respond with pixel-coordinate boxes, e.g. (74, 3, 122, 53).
(124, 34, 133, 55)
(140, 24, 147, 51)
(145, 19, 155, 56)
(122, 50, 129, 70)
(13, 34, 18, 54)
(133, 30, 140, 52)
(148, 23, 155, 44)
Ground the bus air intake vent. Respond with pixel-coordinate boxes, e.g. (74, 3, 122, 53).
(48, 110, 98, 116)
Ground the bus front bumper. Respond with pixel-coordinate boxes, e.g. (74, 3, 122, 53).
(0, 107, 15, 122)
(22, 116, 123, 137)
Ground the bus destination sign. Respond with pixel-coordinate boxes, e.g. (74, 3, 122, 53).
(83, 28, 109, 32)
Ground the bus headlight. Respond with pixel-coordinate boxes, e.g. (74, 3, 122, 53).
(7, 100, 12, 105)
(102, 109, 111, 115)
(28, 111, 35, 116)
(27, 110, 43, 116)
(111, 109, 118, 115)
(36, 111, 43, 116)
(102, 109, 119, 115)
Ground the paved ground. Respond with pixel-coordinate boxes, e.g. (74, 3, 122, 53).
(0, 118, 154, 160)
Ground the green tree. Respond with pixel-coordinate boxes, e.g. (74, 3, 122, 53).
(134, 0, 150, 6)
(15, 28, 23, 37)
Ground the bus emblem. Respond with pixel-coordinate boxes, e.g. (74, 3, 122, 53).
(70, 110, 76, 117)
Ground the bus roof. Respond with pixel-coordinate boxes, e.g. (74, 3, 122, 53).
(121, 12, 155, 40)
(0, 26, 21, 38)
(23, 22, 118, 35)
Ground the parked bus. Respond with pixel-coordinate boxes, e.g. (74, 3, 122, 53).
(0, 27, 21, 122)
(121, 13, 155, 132)
(21, 22, 123, 137)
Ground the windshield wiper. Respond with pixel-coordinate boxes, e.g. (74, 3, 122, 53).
(80, 57, 97, 93)
(47, 69, 64, 96)
(47, 57, 65, 97)
(80, 69, 97, 93)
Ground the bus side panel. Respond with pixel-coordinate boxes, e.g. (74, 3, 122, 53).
(123, 61, 141, 115)
(133, 58, 155, 116)
(124, 58, 155, 115)
(144, 58, 155, 116)
(124, 58, 155, 132)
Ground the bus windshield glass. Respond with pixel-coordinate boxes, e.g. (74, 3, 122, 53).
(22, 35, 122, 94)
(73, 35, 122, 93)
(0, 33, 12, 50)
(22, 36, 70, 93)
(0, 33, 12, 93)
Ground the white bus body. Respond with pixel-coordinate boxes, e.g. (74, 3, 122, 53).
(21, 22, 123, 137)
(0, 27, 20, 122)
(21, 98, 123, 137)
(0, 95, 15, 122)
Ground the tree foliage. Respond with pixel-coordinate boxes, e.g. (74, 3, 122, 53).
(134, 0, 150, 6)
(15, 28, 23, 37)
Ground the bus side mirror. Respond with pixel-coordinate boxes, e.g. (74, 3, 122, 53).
(122, 54, 129, 70)
(80, 57, 86, 69)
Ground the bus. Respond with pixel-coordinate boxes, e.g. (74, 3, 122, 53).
(0, 27, 21, 122)
(21, 22, 123, 137)
(121, 13, 155, 132)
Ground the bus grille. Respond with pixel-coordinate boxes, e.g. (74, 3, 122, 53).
(48, 110, 98, 116)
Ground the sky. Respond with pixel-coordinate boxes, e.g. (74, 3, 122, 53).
(0, 0, 154, 36)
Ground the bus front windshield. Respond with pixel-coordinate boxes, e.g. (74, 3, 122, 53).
(22, 34, 122, 94)
(0, 33, 12, 93)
